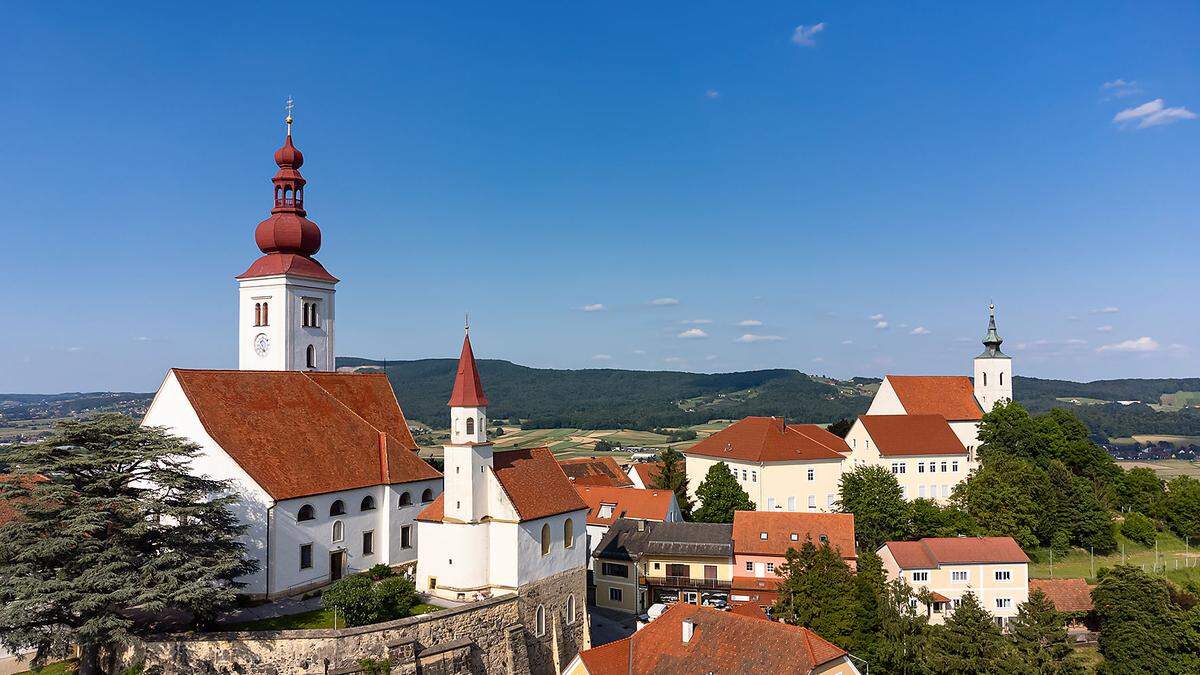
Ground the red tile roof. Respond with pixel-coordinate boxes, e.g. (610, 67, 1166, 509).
(728, 603, 771, 621)
(447, 334, 488, 407)
(574, 485, 676, 526)
(558, 456, 634, 488)
(684, 417, 849, 463)
(885, 375, 983, 421)
(576, 603, 848, 675)
(732, 511, 856, 559)
(858, 414, 967, 457)
(1030, 578, 1094, 613)
(883, 537, 1030, 568)
(418, 447, 587, 523)
(236, 252, 338, 282)
(169, 369, 439, 500)
(731, 576, 783, 591)
(629, 461, 664, 487)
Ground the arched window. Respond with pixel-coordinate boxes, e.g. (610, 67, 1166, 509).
(307, 345, 316, 368)
(330, 500, 345, 516)
(982, 372, 987, 387)
(563, 518, 574, 548)
(398, 491, 412, 507)
(565, 595, 576, 625)
(262, 303, 269, 325)
(1000, 372, 1004, 386)
(534, 605, 546, 637)
(421, 488, 434, 503)
(332, 520, 344, 543)
(302, 303, 309, 327)
(297, 504, 315, 521)
(466, 417, 475, 435)
(541, 523, 551, 556)
(311, 302, 318, 327)
(254, 303, 261, 327)
(361, 495, 376, 511)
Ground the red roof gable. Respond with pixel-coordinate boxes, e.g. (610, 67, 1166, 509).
(733, 511, 856, 559)
(886, 375, 983, 421)
(883, 536, 1030, 568)
(558, 456, 634, 488)
(237, 252, 338, 282)
(629, 461, 664, 487)
(1029, 578, 1094, 613)
(684, 417, 849, 463)
(168, 369, 439, 500)
(447, 334, 488, 407)
(577, 603, 848, 674)
(575, 485, 676, 526)
(858, 414, 967, 457)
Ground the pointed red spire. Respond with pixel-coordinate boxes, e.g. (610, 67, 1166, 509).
(448, 331, 488, 407)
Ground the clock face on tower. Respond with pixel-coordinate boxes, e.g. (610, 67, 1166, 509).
(254, 333, 270, 357)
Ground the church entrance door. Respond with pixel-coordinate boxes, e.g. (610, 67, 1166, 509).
(330, 551, 345, 582)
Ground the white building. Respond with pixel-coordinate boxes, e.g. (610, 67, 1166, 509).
(573, 484, 682, 567)
(415, 333, 589, 604)
(878, 536, 1030, 627)
(141, 118, 442, 598)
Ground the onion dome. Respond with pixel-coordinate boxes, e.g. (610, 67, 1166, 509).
(253, 115, 321, 256)
(978, 303, 1008, 359)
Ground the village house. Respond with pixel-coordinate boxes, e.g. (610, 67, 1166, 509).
(564, 603, 862, 675)
(683, 416, 850, 513)
(843, 415, 970, 502)
(730, 511, 856, 606)
(590, 519, 734, 613)
(1029, 578, 1097, 635)
(878, 536, 1030, 627)
(558, 456, 635, 488)
(573, 484, 682, 565)
(625, 461, 664, 489)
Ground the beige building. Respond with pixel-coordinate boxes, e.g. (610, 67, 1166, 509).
(878, 536, 1030, 627)
(844, 414, 970, 502)
(683, 416, 850, 513)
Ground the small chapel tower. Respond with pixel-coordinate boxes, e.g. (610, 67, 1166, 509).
(443, 324, 492, 523)
(236, 103, 338, 371)
(973, 303, 1013, 412)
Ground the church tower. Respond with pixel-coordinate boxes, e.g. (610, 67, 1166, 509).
(443, 325, 493, 523)
(973, 304, 1012, 412)
(236, 105, 337, 371)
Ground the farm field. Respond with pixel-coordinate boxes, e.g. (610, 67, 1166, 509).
(416, 421, 734, 461)
(1029, 532, 1200, 585)
(1116, 459, 1200, 478)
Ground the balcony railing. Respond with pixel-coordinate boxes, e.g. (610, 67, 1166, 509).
(641, 575, 731, 590)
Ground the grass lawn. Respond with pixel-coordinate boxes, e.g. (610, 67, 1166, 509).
(1029, 531, 1200, 583)
(221, 603, 445, 631)
(1074, 646, 1102, 672)
(16, 659, 78, 675)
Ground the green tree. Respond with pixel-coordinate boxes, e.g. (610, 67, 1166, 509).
(906, 499, 977, 540)
(1007, 589, 1083, 674)
(924, 592, 1015, 674)
(1160, 476, 1200, 540)
(772, 539, 858, 648)
(953, 455, 1049, 549)
(826, 418, 853, 438)
(0, 415, 258, 674)
(593, 438, 613, 452)
(692, 462, 755, 523)
(848, 549, 886, 658)
(1118, 466, 1163, 514)
(1092, 565, 1181, 673)
(652, 447, 692, 519)
(1120, 511, 1157, 547)
(872, 578, 930, 675)
(838, 465, 908, 550)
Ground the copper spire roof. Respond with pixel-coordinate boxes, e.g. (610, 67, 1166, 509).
(447, 331, 488, 407)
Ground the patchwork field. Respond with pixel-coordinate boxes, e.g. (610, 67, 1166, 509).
(415, 421, 733, 461)
(1117, 459, 1200, 478)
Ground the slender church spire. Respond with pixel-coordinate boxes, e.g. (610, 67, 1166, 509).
(979, 303, 1006, 358)
(448, 328, 489, 408)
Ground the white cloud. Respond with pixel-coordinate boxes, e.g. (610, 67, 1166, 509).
(1101, 79, 1140, 98)
(910, 326, 931, 335)
(664, 356, 686, 364)
(841, 339, 854, 345)
(632, 349, 647, 355)
(812, 357, 825, 363)
(1066, 315, 1081, 322)
(737, 319, 763, 327)
(1113, 99, 1197, 129)
(705, 354, 719, 361)
(874, 321, 889, 329)
(791, 23, 825, 47)
(66, 346, 84, 352)
(735, 334, 784, 343)
(1098, 336, 1160, 353)
(592, 354, 613, 361)
(651, 297, 680, 306)
(581, 303, 606, 312)
(869, 313, 885, 321)
(1096, 325, 1114, 333)
(677, 328, 709, 339)
(1091, 306, 1120, 314)
(705, 89, 720, 99)
(681, 319, 713, 325)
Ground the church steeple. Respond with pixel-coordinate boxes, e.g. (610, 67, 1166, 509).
(444, 324, 492, 523)
(979, 303, 1006, 358)
(448, 325, 489, 408)
(973, 303, 1013, 413)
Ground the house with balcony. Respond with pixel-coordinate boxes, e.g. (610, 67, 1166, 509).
(730, 511, 856, 606)
(575, 484, 682, 566)
(878, 536, 1030, 627)
(590, 519, 734, 614)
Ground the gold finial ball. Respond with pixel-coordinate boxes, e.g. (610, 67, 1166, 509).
(989, 303, 995, 312)
(285, 114, 294, 125)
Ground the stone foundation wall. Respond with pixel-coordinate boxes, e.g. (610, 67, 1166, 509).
(123, 567, 589, 675)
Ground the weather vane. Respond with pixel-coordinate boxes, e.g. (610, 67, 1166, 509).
(285, 96, 294, 133)
(465, 312, 470, 333)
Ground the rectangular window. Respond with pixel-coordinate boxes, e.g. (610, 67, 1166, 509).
(952, 461, 959, 472)
(918, 485, 926, 499)
(362, 530, 374, 555)
(601, 562, 629, 578)
(751, 471, 757, 482)
(891, 463, 899, 475)
(788, 496, 796, 511)
(807, 468, 815, 481)
(704, 565, 718, 580)
(908, 598, 919, 609)
(767, 497, 776, 510)
(952, 570, 968, 582)
(941, 461, 948, 473)
(910, 571, 929, 582)
(766, 562, 775, 573)
(995, 570, 1012, 581)
(299, 543, 313, 570)
(609, 587, 623, 602)
(918, 462, 925, 473)
(666, 564, 690, 578)
(996, 598, 1012, 609)
(807, 495, 816, 509)
(598, 504, 615, 519)
(741, 470, 748, 481)
(746, 561, 754, 571)
(401, 525, 412, 549)
(929, 462, 936, 473)
(941, 484, 949, 498)
(899, 463, 906, 474)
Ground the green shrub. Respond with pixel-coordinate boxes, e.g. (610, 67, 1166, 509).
(375, 576, 418, 618)
(366, 563, 395, 581)
(322, 572, 420, 627)
(1121, 511, 1157, 547)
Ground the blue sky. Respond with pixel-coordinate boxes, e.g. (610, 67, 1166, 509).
(2, 2, 1198, 393)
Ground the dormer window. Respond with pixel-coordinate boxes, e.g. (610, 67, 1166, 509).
(598, 503, 616, 519)
(790, 533, 798, 541)
(760, 531, 768, 540)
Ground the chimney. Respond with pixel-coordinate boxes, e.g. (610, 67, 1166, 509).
(681, 618, 695, 643)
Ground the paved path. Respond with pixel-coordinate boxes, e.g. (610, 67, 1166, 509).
(588, 606, 637, 646)
(215, 593, 323, 626)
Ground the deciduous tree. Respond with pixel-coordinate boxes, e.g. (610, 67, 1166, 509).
(838, 465, 908, 550)
(652, 447, 692, 519)
(924, 592, 1015, 674)
(691, 462, 755, 523)
(773, 539, 858, 648)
